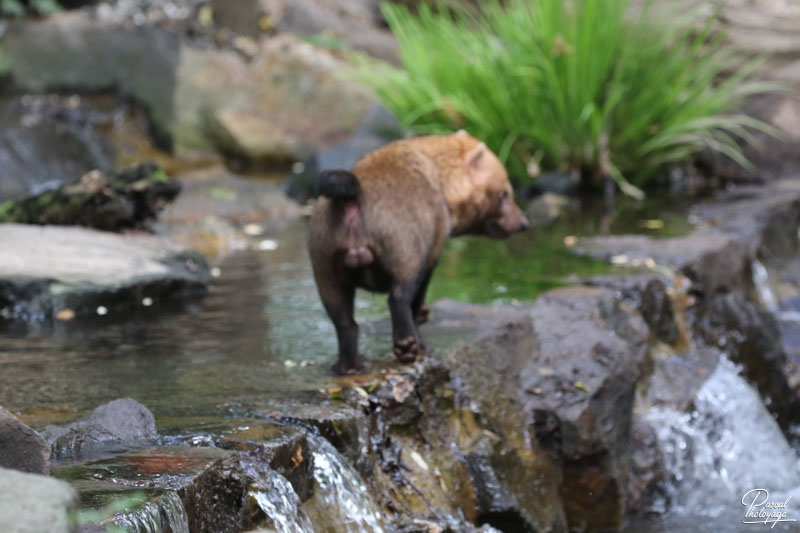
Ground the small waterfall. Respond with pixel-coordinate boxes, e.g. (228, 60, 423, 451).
(250, 470, 314, 533)
(110, 490, 189, 533)
(643, 358, 800, 517)
(304, 435, 385, 533)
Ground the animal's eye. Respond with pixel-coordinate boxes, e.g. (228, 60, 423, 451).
(499, 190, 509, 200)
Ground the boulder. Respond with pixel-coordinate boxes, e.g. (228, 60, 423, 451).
(0, 224, 209, 322)
(0, 467, 79, 533)
(0, 406, 50, 475)
(1, 10, 181, 146)
(174, 33, 374, 162)
(41, 398, 157, 461)
(364, 289, 649, 531)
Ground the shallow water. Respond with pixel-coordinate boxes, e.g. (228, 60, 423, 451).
(0, 193, 689, 419)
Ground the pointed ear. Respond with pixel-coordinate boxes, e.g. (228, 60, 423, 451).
(465, 142, 486, 171)
(456, 129, 468, 137)
(464, 142, 491, 186)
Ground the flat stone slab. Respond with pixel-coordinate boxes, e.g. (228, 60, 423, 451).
(0, 223, 209, 321)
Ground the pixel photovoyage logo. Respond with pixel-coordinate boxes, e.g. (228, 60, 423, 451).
(742, 489, 797, 528)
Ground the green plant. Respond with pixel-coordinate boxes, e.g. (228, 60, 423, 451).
(359, 0, 778, 196)
(1, 0, 62, 17)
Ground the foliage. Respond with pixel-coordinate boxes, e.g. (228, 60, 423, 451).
(359, 0, 779, 195)
(0, 0, 62, 17)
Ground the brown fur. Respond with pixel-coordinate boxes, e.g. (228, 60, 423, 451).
(308, 132, 528, 374)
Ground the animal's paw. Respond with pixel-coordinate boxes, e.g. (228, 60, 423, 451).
(393, 336, 423, 363)
(332, 356, 367, 376)
(415, 305, 430, 325)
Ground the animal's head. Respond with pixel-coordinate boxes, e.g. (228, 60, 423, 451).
(446, 132, 529, 238)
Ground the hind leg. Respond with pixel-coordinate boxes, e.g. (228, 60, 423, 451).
(389, 279, 424, 364)
(412, 268, 433, 325)
(317, 280, 363, 375)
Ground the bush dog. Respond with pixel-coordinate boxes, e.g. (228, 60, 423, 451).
(308, 131, 529, 374)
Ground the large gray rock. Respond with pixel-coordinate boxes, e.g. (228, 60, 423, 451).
(184, 33, 374, 161)
(0, 224, 209, 322)
(422, 288, 649, 531)
(41, 398, 157, 460)
(1, 11, 181, 146)
(0, 466, 79, 533)
(0, 406, 50, 475)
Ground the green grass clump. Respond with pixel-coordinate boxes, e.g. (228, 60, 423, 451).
(359, 0, 777, 196)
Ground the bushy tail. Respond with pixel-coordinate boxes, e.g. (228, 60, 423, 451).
(317, 170, 361, 201)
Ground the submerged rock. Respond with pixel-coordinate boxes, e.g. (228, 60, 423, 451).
(41, 398, 157, 461)
(0, 467, 79, 533)
(0, 224, 209, 322)
(0, 406, 50, 475)
(0, 163, 180, 231)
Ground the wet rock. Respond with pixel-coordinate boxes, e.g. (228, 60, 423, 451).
(638, 345, 722, 412)
(584, 274, 680, 344)
(524, 193, 579, 228)
(0, 224, 209, 322)
(0, 405, 50, 475)
(268, 404, 367, 468)
(577, 180, 800, 298)
(435, 287, 649, 531)
(0, 95, 115, 203)
(41, 398, 156, 462)
(692, 292, 800, 429)
(577, 230, 751, 296)
(163, 417, 314, 502)
(0, 467, 79, 533)
(625, 419, 665, 514)
(56, 445, 255, 533)
(0, 163, 180, 231)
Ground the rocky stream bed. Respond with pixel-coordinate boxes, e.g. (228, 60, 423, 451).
(1, 0, 800, 532)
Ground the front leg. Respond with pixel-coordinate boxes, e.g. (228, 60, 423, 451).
(388, 280, 424, 364)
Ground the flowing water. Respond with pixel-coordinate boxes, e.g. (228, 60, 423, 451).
(303, 435, 385, 533)
(111, 490, 190, 533)
(251, 470, 315, 533)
